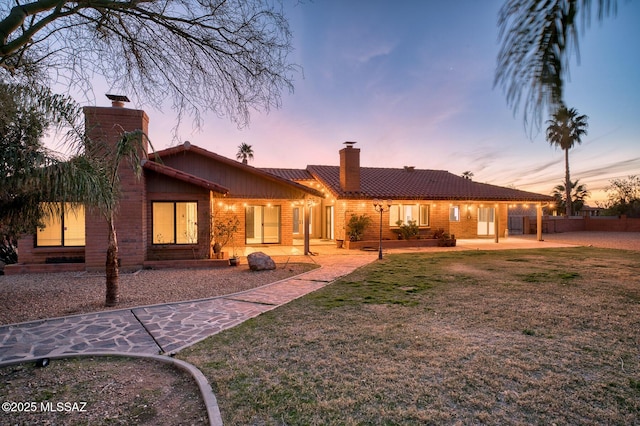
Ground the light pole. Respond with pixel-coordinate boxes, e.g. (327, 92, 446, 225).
(373, 199, 392, 260)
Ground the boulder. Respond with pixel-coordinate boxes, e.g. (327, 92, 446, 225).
(247, 252, 276, 271)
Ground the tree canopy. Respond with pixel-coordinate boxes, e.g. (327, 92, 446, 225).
(600, 175, 640, 217)
(0, 0, 296, 128)
(0, 83, 91, 234)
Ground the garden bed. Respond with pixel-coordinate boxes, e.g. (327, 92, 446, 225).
(345, 238, 455, 250)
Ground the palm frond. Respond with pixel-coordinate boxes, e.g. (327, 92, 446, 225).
(496, 0, 617, 135)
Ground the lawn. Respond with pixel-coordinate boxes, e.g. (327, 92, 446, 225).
(179, 248, 640, 425)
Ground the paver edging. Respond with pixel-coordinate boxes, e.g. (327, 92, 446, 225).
(0, 351, 223, 426)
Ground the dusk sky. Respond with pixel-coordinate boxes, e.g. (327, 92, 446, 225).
(105, 1, 639, 204)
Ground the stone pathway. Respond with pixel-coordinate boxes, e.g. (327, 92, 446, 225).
(0, 254, 376, 364)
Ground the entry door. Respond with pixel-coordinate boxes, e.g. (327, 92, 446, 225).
(324, 206, 334, 239)
(477, 207, 495, 236)
(293, 207, 301, 235)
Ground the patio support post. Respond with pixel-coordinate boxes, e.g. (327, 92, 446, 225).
(304, 199, 311, 255)
(494, 204, 499, 244)
(536, 203, 543, 241)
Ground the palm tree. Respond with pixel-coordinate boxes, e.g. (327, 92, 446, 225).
(495, 0, 617, 133)
(236, 142, 254, 164)
(551, 179, 590, 216)
(93, 130, 149, 306)
(546, 106, 588, 216)
(0, 83, 149, 307)
(462, 171, 474, 180)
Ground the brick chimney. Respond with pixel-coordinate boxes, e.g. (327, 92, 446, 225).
(82, 95, 149, 271)
(340, 141, 360, 192)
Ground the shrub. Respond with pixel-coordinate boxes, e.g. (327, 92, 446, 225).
(395, 220, 419, 240)
(347, 214, 372, 241)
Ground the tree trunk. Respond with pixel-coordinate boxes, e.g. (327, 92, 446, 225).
(105, 214, 119, 307)
(565, 148, 572, 217)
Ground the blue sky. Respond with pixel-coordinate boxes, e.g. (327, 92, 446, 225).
(130, 1, 639, 203)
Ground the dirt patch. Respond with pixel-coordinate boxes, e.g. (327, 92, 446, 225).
(0, 356, 207, 425)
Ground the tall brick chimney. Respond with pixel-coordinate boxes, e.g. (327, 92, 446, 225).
(82, 95, 149, 271)
(340, 141, 360, 192)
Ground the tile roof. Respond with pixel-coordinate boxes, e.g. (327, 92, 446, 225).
(307, 165, 553, 202)
(260, 168, 314, 181)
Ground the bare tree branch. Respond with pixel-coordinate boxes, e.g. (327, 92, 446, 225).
(0, 0, 297, 128)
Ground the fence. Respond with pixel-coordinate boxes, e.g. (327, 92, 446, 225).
(517, 215, 640, 234)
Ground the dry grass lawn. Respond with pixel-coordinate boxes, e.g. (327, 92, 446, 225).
(180, 247, 640, 425)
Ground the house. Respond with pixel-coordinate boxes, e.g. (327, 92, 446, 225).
(8, 101, 552, 274)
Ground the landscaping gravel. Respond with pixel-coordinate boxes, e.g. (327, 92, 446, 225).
(0, 262, 317, 325)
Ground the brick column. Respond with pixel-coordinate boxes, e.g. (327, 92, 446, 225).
(83, 105, 149, 271)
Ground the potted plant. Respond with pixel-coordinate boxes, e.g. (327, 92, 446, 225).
(228, 227, 240, 266)
(434, 229, 456, 247)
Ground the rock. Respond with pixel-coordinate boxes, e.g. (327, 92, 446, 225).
(247, 252, 276, 271)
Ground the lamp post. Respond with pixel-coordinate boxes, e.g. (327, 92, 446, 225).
(373, 199, 392, 260)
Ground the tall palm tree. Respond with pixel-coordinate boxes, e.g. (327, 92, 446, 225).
(546, 106, 588, 216)
(93, 130, 149, 306)
(551, 179, 590, 216)
(236, 142, 254, 164)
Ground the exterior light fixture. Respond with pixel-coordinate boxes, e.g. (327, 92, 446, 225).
(373, 199, 392, 260)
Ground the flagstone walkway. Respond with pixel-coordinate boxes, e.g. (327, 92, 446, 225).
(0, 254, 376, 364)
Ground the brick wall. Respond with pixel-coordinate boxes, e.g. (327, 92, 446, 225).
(539, 215, 640, 233)
(213, 198, 297, 249)
(336, 201, 510, 241)
(15, 235, 84, 264)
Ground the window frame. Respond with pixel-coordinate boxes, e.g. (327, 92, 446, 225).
(389, 204, 430, 227)
(152, 201, 199, 245)
(36, 202, 86, 247)
(449, 205, 460, 222)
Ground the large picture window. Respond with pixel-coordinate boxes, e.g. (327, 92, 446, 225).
(37, 203, 85, 247)
(389, 204, 430, 227)
(152, 202, 198, 244)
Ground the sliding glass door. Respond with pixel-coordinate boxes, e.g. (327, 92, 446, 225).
(246, 205, 281, 244)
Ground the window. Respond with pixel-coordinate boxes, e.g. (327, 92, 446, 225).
(152, 202, 198, 244)
(390, 204, 430, 227)
(449, 205, 460, 222)
(37, 203, 85, 247)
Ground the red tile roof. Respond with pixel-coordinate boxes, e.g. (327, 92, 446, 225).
(260, 168, 314, 181)
(307, 165, 552, 202)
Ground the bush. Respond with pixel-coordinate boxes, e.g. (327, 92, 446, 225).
(395, 220, 419, 240)
(347, 214, 372, 241)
